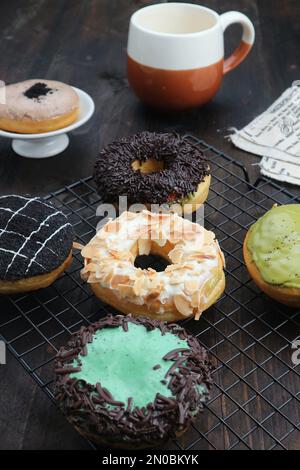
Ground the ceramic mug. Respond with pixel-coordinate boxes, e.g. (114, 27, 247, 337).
(127, 2, 255, 110)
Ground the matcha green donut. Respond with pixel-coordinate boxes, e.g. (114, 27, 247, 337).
(244, 204, 300, 308)
(247, 205, 300, 288)
(55, 315, 213, 449)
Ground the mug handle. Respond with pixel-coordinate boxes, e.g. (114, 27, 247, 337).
(220, 11, 255, 75)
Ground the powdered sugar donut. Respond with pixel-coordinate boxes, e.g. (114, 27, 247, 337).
(0, 195, 74, 294)
(0, 80, 79, 133)
(80, 210, 225, 322)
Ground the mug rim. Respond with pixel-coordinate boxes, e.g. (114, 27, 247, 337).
(130, 2, 220, 38)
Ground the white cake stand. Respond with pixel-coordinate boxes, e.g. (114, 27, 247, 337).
(0, 87, 95, 158)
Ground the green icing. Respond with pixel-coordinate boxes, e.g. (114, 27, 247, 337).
(247, 204, 300, 288)
(70, 323, 189, 409)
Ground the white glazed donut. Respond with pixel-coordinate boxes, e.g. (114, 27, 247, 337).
(80, 211, 225, 322)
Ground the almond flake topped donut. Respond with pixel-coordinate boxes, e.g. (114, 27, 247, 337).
(80, 211, 225, 322)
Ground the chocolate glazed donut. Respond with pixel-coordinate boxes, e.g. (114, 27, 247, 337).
(94, 132, 211, 212)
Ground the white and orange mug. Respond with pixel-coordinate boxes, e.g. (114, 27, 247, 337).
(127, 2, 255, 110)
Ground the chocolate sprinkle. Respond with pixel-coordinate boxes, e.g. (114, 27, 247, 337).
(24, 82, 53, 100)
(93, 132, 210, 205)
(54, 314, 213, 448)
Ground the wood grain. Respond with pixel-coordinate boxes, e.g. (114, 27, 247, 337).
(0, 0, 299, 450)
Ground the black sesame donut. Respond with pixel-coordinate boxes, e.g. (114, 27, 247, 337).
(55, 314, 213, 449)
(94, 132, 211, 213)
(0, 80, 79, 134)
(0, 195, 74, 294)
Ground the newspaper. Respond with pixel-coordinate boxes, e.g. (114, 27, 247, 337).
(229, 83, 300, 185)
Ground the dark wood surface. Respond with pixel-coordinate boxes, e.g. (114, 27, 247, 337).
(0, 0, 299, 450)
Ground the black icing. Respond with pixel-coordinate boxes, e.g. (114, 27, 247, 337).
(24, 82, 54, 100)
(0, 196, 74, 281)
(94, 132, 210, 205)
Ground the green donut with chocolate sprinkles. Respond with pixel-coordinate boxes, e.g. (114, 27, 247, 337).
(55, 314, 213, 449)
(94, 132, 211, 208)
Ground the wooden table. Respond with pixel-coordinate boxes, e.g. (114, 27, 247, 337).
(0, 0, 299, 450)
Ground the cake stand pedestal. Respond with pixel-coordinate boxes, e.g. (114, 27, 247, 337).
(0, 87, 94, 159)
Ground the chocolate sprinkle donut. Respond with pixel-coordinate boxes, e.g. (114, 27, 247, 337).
(0, 195, 74, 281)
(55, 314, 213, 449)
(94, 132, 210, 205)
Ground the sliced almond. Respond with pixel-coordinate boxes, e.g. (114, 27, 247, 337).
(154, 237, 167, 247)
(165, 264, 179, 273)
(148, 277, 161, 289)
(216, 240, 226, 267)
(191, 291, 201, 308)
(169, 276, 182, 285)
(183, 230, 198, 240)
(111, 274, 130, 288)
(138, 238, 151, 256)
(73, 241, 85, 250)
(169, 249, 183, 264)
(138, 225, 151, 235)
(135, 268, 144, 278)
(147, 267, 157, 274)
(174, 294, 193, 317)
(98, 258, 114, 266)
(194, 309, 202, 321)
(82, 264, 101, 278)
(108, 249, 120, 258)
(146, 291, 160, 302)
(148, 298, 162, 312)
(106, 220, 121, 233)
(98, 272, 110, 284)
(133, 276, 146, 296)
(184, 279, 199, 295)
(192, 253, 216, 261)
(150, 229, 159, 241)
(171, 230, 184, 241)
(177, 264, 194, 271)
(118, 284, 134, 297)
(81, 245, 98, 259)
(121, 211, 137, 220)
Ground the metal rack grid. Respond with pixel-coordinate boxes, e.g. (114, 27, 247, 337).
(1, 135, 300, 450)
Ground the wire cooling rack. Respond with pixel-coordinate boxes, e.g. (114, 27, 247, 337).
(1, 135, 300, 450)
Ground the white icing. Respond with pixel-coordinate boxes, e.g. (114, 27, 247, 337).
(5, 211, 61, 276)
(0, 197, 39, 237)
(0, 195, 71, 278)
(25, 222, 71, 275)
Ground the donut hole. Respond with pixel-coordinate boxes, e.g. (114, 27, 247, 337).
(132, 239, 173, 273)
(134, 254, 170, 272)
(131, 159, 164, 174)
